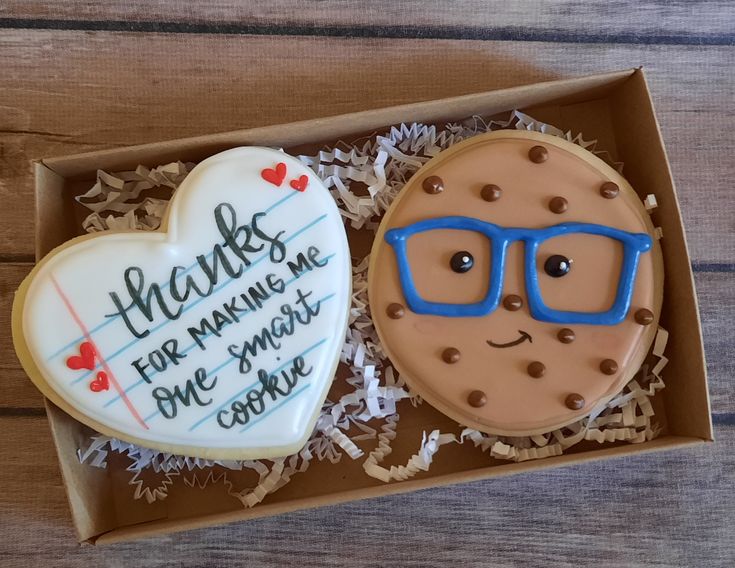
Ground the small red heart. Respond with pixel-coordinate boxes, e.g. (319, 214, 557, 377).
(66, 341, 96, 371)
(89, 371, 110, 392)
(290, 175, 309, 192)
(261, 162, 287, 186)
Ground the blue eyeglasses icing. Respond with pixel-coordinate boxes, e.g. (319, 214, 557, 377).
(384, 216, 652, 326)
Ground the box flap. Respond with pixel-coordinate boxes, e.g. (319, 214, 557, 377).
(609, 70, 712, 441)
(41, 69, 636, 179)
(44, 401, 118, 542)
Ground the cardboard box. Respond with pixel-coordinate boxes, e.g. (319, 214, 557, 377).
(32, 68, 711, 544)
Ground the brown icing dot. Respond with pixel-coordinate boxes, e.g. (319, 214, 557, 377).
(549, 196, 568, 214)
(600, 181, 620, 199)
(565, 393, 585, 410)
(442, 347, 461, 364)
(503, 294, 523, 311)
(480, 184, 502, 202)
(527, 361, 546, 378)
(467, 390, 487, 408)
(528, 145, 549, 163)
(557, 328, 576, 344)
(600, 359, 619, 375)
(386, 303, 405, 319)
(422, 175, 444, 194)
(634, 308, 654, 325)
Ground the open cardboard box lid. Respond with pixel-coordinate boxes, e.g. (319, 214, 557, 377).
(32, 68, 710, 544)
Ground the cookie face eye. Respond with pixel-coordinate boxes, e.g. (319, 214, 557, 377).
(537, 234, 622, 313)
(450, 251, 474, 273)
(407, 229, 490, 303)
(544, 254, 571, 277)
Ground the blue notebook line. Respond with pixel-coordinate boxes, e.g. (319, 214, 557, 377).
(239, 384, 311, 434)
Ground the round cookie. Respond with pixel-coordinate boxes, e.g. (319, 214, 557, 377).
(12, 147, 351, 459)
(369, 131, 663, 436)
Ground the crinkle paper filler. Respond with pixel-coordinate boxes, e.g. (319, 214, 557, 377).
(75, 111, 667, 504)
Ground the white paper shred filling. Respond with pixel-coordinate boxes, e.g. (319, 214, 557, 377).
(74, 111, 667, 504)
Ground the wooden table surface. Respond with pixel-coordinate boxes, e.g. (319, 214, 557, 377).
(1, 2, 733, 565)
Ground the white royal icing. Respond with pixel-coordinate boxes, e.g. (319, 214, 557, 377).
(22, 147, 351, 458)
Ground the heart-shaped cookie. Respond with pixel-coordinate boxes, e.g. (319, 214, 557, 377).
(12, 147, 351, 459)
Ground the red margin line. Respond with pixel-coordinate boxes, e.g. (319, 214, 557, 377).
(50, 275, 149, 430)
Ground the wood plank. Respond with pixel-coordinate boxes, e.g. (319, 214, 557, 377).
(1, 1, 733, 40)
(2, 262, 733, 414)
(0, 263, 44, 409)
(697, 271, 735, 415)
(0, 32, 733, 260)
(0, 416, 733, 564)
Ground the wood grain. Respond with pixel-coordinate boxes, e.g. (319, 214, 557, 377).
(1, 1, 734, 39)
(0, 263, 44, 409)
(0, 4, 733, 561)
(0, 31, 733, 261)
(0, 416, 732, 565)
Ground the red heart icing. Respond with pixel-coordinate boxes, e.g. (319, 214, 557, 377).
(261, 162, 287, 186)
(66, 341, 96, 371)
(290, 175, 309, 192)
(89, 371, 110, 392)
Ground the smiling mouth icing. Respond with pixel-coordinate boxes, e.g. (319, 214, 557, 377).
(486, 330, 533, 349)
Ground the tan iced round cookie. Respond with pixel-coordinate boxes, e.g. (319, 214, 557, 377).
(369, 131, 663, 436)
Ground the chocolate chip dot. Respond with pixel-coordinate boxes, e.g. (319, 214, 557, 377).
(634, 308, 654, 325)
(528, 145, 549, 163)
(600, 181, 620, 199)
(557, 328, 576, 344)
(422, 175, 444, 194)
(442, 347, 461, 364)
(467, 390, 487, 408)
(503, 294, 523, 311)
(600, 359, 619, 375)
(549, 196, 568, 214)
(386, 303, 405, 319)
(527, 361, 546, 378)
(481, 184, 502, 202)
(565, 393, 585, 410)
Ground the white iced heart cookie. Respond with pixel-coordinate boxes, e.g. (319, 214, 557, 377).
(12, 147, 351, 459)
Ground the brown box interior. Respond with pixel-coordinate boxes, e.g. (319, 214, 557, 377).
(33, 69, 711, 544)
